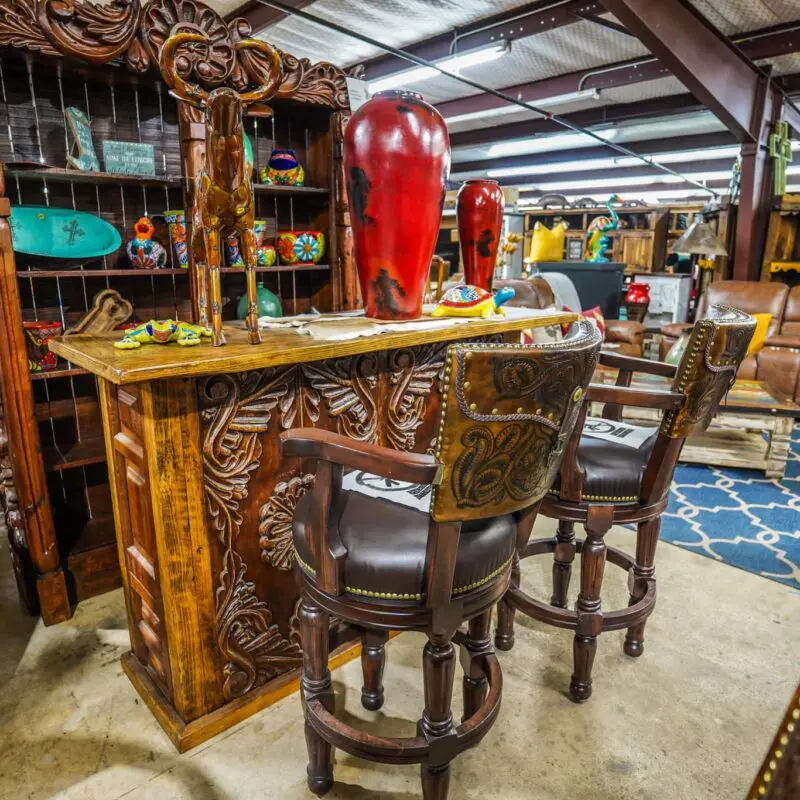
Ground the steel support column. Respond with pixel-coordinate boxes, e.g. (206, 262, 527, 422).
(734, 76, 782, 280)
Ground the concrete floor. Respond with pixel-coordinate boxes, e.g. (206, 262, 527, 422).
(1, 522, 798, 800)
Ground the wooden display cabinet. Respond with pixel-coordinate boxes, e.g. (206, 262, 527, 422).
(0, 0, 356, 624)
(522, 205, 667, 271)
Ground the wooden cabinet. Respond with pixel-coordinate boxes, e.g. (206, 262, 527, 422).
(0, 0, 356, 624)
(617, 232, 655, 270)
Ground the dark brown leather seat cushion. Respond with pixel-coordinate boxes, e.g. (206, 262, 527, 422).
(293, 490, 516, 602)
(552, 429, 658, 503)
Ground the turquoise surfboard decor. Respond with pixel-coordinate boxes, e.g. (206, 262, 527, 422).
(9, 206, 122, 262)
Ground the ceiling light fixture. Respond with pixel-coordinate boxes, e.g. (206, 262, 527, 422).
(487, 128, 619, 158)
(367, 41, 510, 94)
(444, 88, 601, 125)
(519, 170, 732, 193)
(483, 145, 743, 180)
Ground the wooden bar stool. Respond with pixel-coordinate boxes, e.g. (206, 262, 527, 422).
(282, 324, 601, 798)
(496, 305, 755, 702)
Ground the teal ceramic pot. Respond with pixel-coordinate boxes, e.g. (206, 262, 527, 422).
(237, 282, 282, 320)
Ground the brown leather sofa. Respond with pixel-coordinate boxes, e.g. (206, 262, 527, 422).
(492, 277, 646, 356)
(660, 280, 800, 401)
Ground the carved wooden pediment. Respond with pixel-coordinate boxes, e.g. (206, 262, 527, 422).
(0, 0, 349, 109)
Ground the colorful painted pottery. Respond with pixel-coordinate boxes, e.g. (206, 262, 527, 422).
(225, 233, 245, 268)
(457, 179, 504, 290)
(126, 217, 167, 269)
(344, 90, 450, 320)
(9, 206, 121, 264)
(430, 285, 515, 319)
(23, 320, 62, 372)
(260, 148, 305, 186)
(237, 282, 282, 319)
(276, 231, 325, 265)
(257, 244, 277, 266)
(163, 209, 189, 269)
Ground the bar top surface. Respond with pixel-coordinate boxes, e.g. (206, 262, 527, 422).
(49, 309, 575, 385)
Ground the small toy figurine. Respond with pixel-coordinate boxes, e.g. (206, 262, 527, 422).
(586, 194, 620, 262)
(431, 285, 515, 319)
(114, 320, 212, 349)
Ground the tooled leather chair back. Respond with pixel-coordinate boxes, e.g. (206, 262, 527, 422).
(430, 321, 601, 523)
(661, 305, 755, 440)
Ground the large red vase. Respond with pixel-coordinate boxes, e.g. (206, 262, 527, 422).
(457, 179, 504, 290)
(344, 90, 450, 319)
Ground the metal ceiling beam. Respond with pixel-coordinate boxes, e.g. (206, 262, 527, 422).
(225, 0, 316, 32)
(449, 92, 708, 149)
(570, 11, 634, 37)
(355, 0, 604, 81)
(437, 22, 800, 124)
(453, 132, 738, 174)
(600, 0, 771, 143)
(517, 178, 730, 198)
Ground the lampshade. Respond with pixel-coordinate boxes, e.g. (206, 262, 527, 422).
(671, 220, 728, 256)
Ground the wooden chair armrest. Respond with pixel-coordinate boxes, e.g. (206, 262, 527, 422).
(599, 351, 677, 378)
(587, 383, 684, 411)
(280, 428, 442, 485)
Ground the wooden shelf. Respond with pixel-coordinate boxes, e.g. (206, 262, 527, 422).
(220, 264, 330, 273)
(5, 165, 183, 189)
(70, 514, 116, 554)
(18, 268, 187, 278)
(253, 184, 329, 196)
(19, 265, 330, 279)
(43, 437, 107, 472)
(35, 396, 99, 421)
(30, 364, 90, 380)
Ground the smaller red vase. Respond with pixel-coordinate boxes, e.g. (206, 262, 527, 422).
(457, 179, 504, 290)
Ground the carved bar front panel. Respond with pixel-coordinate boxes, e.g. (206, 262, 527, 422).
(196, 341, 468, 703)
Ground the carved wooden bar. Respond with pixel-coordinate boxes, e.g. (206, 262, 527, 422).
(0, 0, 360, 624)
(50, 312, 571, 749)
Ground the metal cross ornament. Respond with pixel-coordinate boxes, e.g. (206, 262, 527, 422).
(768, 120, 792, 196)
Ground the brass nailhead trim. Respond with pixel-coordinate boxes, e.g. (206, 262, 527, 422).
(547, 488, 638, 502)
(751, 693, 800, 798)
(294, 549, 513, 600)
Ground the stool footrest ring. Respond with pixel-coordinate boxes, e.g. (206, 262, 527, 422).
(507, 537, 656, 632)
(304, 652, 502, 766)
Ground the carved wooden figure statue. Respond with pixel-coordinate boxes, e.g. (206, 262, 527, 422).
(159, 31, 283, 346)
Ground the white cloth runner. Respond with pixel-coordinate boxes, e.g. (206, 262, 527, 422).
(342, 470, 432, 512)
(582, 417, 657, 449)
(258, 306, 560, 341)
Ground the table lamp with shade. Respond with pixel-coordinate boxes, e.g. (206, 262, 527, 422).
(670, 217, 728, 298)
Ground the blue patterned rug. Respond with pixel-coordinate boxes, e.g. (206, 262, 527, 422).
(658, 425, 800, 590)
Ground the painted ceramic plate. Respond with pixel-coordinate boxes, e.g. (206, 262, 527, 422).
(10, 206, 122, 262)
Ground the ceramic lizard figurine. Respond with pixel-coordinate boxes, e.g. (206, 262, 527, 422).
(114, 320, 212, 349)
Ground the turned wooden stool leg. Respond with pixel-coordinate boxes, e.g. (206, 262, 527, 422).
(361, 629, 389, 711)
(300, 596, 335, 796)
(420, 635, 457, 800)
(551, 520, 576, 608)
(570, 506, 612, 703)
(624, 517, 660, 658)
(461, 610, 492, 721)
(494, 553, 520, 651)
